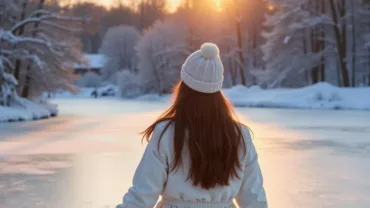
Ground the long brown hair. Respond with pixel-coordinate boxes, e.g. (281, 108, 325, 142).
(142, 81, 246, 189)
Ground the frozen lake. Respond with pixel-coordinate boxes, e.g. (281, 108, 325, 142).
(1, 98, 370, 208)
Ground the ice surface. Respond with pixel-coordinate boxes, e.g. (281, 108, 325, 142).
(0, 99, 369, 208)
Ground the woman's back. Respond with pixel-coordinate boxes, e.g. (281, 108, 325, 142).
(117, 43, 267, 208)
(152, 121, 265, 207)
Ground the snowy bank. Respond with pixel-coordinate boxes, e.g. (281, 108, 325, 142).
(223, 83, 370, 110)
(132, 83, 370, 111)
(0, 99, 57, 123)
(49, 84, 118, 99)
(50, 82, 370, 111)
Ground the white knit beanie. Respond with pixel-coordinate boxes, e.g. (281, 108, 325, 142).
(181, 43, 224, 93)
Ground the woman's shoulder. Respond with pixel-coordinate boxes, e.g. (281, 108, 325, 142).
(238, 123, 253, 144)
(150, 119, 175, 143)
(153, 119, 174, 133)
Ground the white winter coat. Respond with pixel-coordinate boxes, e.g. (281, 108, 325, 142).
(117, 121, 267, 208)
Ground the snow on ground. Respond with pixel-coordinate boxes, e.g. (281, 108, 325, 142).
(0, 99, 57, 122)
(223, 82, 370, 110)
(48, 82, 370, 110)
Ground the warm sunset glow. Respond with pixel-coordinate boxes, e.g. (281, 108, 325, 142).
(60, 0, 225, 13)
(61, 0, 183, 12)
(267, 4, 275, 11)
(167, 0, 182, 12)
(216, 0, 223, 11)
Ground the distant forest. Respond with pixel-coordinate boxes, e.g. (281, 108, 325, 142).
(67, 0, 370, 89)
(66, 0, 167, 53)
(1, 0, 370, 107)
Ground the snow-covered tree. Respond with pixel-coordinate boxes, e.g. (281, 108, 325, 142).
(358, 0, 370, 86)
(0, 0, 85, 103)
(0, 60, 21, 106)
(136, 20, 190, 94)
(100, 25, 141, 83)
(117, 70, 141, 98)
(261, 0, 340, 87)
(262, 0, 370, 87)
(0, 0, 19, 26)
(76, 72, 102, 88)
(262, 0, 325, 87)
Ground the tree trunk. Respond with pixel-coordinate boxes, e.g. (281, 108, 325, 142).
(229, 60, 236, 86)
(310, 29, 319, 84)
(320, 57, 325, 81)
(251, 27, 258, 68)
(309, 0, 320, 84)
(368, 6, 370, 86)
(139, 0, 145, 31)
(329, 0, 350, 87)
(13, 0, 28, 82)
(185, 0, 195, 50)
(22, 0, 45, 98)
(341, 0, 348, 86)
(226, 42, 236, 86)
(368, 42, 370, 86)
(21, 74, 31, 98)
(236, 20, 247, 86)
(311, 69, 319, 84)
(320, 0, 326, 82)
(302, 30, 310, 84)
(351, 0, 357, 87)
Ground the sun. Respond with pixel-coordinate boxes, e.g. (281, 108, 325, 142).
(215, 0, 223, 12)
(167, 0, 182, 12)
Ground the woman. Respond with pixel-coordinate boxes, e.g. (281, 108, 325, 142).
(117, 43, 267, 208)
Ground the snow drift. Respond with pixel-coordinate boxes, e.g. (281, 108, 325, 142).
(0, 99, 57, 122)
(223, 82, 370, 110)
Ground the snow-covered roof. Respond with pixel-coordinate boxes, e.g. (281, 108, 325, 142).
(74, 54, 107, 69)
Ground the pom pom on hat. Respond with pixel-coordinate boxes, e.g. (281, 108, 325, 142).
(200, 43, 219, 59)
(181, 42, 224, 93)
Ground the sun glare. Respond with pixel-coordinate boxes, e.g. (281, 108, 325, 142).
(167, 0, 182, 12)
(267, 4, 275, 11)
(216, 0, 223, 11)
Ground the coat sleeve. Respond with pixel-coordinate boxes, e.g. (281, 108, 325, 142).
(235, 129, 268, 208)
(117, 125, 169, 208)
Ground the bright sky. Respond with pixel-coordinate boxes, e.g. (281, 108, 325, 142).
(167, 0, 183, 12)
(63, 0, 183, 12)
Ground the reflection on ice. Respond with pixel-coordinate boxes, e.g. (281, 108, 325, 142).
(0, 155, 72, 175)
